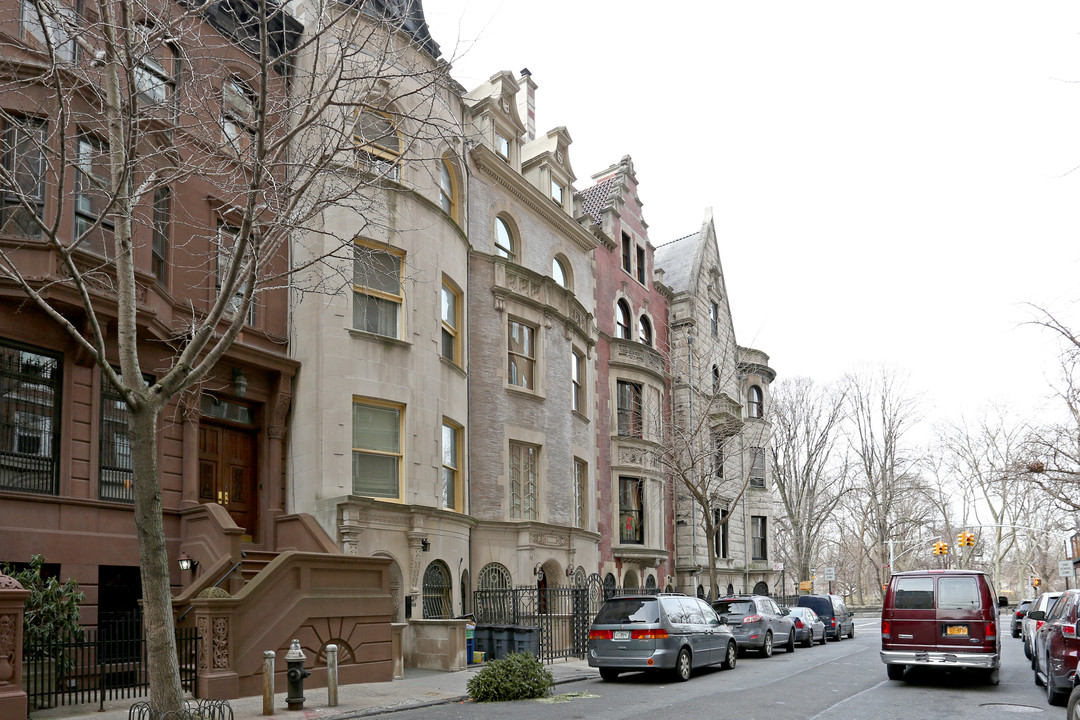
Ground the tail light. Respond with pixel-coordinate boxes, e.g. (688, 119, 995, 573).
(742, 614, 763, 624)
(631, 629, 669, 640)
(794, 619, 804, 629)
(986, 621, 996, 640)
(881, 620, 890, 639)
(1016, 610, 1024, 618)
(1037, 621, 1046, 632)
(1064, 624, 1076, 639)
(830, 618, 837, 627)
(590, 630, 612, 640)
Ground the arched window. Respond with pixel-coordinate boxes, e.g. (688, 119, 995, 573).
(573, 566, 587, 588)
(645, 574, 657, 592)
(696, 584, 705, 599)
(616, 300, 632, 339)
(552, 256, 568, 289)
(638, 315, 652, 346)
(753, 580, 769, 596)
(222, 76, 256, 154)
(748, 385, 764, 418)
(477, 562, 512, 591)
(494, 217, 515, 260)
(354, 107, 401, 179)
(440, 156, 459, 221)
(422, 560, 452, 618)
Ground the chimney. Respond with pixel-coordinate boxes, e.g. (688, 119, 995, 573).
(517, 68, 537, 142)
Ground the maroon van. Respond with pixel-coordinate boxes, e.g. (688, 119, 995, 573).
(881, 569, 1006, 685)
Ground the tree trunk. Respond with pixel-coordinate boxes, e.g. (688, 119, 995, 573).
(129, 404, 185, 713)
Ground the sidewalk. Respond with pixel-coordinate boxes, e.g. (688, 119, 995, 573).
(28, 658, 599, 720)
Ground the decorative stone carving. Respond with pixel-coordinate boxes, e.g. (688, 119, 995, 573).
(530, 533, 568, 547)
(0, 614, 15, 684)
(0, 576, 22, 590)
(212, 617, 230, 669)
(197, 617, 210, 670)
(272, 394, 291, 428)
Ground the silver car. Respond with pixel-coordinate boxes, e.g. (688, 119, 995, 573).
(1024, 591, 1063, 660)
(588, 594, 738, 681)
(713, 595, 797, 657)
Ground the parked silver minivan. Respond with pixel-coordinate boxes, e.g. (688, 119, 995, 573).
(588, 594, 738, 681)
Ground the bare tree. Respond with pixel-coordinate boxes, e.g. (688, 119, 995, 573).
(769, 376, 848, 583)
(0, 0, 455, 711)
(844, 366, 930, 601)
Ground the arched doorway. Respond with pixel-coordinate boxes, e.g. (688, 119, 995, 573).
(753, 580, 769, 596)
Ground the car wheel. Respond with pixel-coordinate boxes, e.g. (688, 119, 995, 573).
(760, 631, 773, 657)
(721, 641, 737, 670)
(986, 667, 1000, 686)
(801, 632, 813, 648)
(886, 664, 905, 681)
(848, 623, 855, 639)
(1067, 683, 1080, 719)
(818, 630, 827, 645)
(786, 630, 796, 653)
(1025, 638, 1033, 659)
(599, 668, 620, 681)
(1013, 626, 1021, 639)
(673, 647, 692, 682)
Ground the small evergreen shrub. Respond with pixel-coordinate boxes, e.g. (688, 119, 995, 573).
(466, 651, 554, 702)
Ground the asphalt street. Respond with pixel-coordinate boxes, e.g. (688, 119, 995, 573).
(387, 616, 1062, 720)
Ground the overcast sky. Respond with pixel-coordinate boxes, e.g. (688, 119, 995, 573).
(424, 1, 1080, 436)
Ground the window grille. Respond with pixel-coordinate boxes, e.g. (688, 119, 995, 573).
(0, 342, 60, 494)
(422, 560, 452, 619)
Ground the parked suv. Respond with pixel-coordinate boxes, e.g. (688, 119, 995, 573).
(1025, 592, 1064, 661)
(880, 569, 1006, 685)
(1012, 598, 1034, 638)
(588, 593, 738, 681)
(797, 594, 855, 641)
(712, 595, 796, 657)
(1032, 589, 1080, 705)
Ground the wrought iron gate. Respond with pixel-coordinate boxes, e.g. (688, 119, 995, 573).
(473, 586, 590, 663)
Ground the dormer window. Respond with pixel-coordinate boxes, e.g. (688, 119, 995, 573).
(495, 133, 510, 161)
(354, 107, 401, 180)
(551, 180, 563, 206)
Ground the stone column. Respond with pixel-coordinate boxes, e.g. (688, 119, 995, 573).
(262, 390, 290, 544)
(0, 573, 29, 720)
(180, 390, 202, 508)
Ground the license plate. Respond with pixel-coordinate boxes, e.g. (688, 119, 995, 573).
(614, 630, 630, 640)
(946, 625, 968, 637)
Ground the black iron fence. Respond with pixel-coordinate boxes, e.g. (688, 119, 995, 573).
(473, 586, 590, 663)
(24, 612, 198, 713)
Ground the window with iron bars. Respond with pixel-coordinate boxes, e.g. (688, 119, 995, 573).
(0, 340, 60, 495)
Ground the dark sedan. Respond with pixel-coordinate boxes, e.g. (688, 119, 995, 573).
(787, 606, 826, 647)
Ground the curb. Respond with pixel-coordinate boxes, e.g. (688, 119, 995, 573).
(291, 672, 598, 720)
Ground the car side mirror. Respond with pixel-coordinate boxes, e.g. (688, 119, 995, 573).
(780, 608, 789, 616)
(998, 596, 1009, 608)
(1028, 610, 1045, 621)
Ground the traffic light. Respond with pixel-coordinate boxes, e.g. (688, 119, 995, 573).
(1033, 577, 1041, 588)
(957, 531, 975, 547)
(932, 541, 949, 555)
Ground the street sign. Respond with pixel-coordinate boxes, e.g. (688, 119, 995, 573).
(772, 562, 784, 572)
(823, 567, 836, 581)
(1059, 560, 1075, 579)
(799, 580, 812, 591)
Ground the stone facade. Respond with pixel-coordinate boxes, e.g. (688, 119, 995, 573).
(654, 209, 779, 598)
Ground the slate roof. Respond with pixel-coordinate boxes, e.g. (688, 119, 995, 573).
(653, 231, 700, 295)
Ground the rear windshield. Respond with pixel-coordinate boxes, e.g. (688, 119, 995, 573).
(1046, 595, 1062, 615)
(938, 577, 980, 610)
(893, 577, 934, 610)
(714, 600, 753, 616)
(594, 599, 660, 625)
(798, 597, 831, 615)
(1018, 601, 1032, 611)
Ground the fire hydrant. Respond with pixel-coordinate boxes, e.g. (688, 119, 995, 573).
(285, 639, 310, 711)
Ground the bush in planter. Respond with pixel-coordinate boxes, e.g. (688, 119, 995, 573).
(2, 554, 85, 675)
(466, 651, 553, 702)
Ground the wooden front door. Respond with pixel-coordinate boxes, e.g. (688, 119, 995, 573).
(199, 424, 258, 541)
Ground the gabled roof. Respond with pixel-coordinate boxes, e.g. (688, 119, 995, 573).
(577, 174, 619, 225)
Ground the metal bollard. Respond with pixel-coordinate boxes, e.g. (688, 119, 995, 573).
(262, 651, 275, 716)
(284, 639, 311, 711)
(326, 644, 338, 707)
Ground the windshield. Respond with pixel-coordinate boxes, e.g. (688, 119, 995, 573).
(594, 599, 661, 625)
